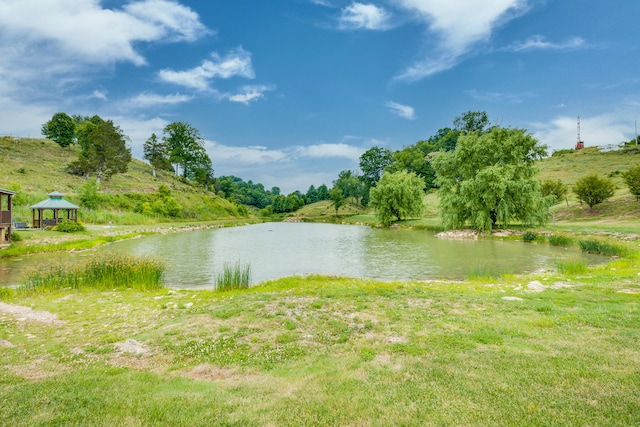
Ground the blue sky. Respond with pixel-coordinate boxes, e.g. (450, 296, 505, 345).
(0, 0, 638, 193)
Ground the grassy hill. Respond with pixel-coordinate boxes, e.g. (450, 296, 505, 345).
(0, 137, 245, 224)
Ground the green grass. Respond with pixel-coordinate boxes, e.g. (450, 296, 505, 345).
(215, 262, 252, 291)
(1, 269, 639, 426)
(15, 253, 165, 295)
(555, 259, 589, 274)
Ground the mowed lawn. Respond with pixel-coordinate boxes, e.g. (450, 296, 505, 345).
(1, 261, 639, 426)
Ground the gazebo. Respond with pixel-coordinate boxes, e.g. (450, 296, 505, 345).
(30, 191, 79, 229)
(0, 187, 16, 242)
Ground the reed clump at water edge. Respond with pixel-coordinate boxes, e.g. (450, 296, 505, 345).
(215, 262, 252, 292)
(18, 253, 165, 295)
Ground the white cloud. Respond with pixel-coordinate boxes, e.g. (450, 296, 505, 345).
(531, 113, 634, 152)
(159, 48, 255, 91)
(396, 0, 528, 80)
(90, 90, 108, 101)
(386, 101, 416, 120)
(295, 143, 365, 160)
(0, 0, 207, 66)
(339, 3, 391, 30)
(506, 35, 585, 52)
(126, 92, 194, 108)
(227, 85, 275, 105)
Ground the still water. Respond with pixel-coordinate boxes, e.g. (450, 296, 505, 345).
(0, 223, 605, 288)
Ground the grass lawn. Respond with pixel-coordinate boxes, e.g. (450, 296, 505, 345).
(1, 256, 639, 425)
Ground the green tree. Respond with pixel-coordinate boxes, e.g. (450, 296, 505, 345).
(316, 184, 329, 201)
(334, 170, 365, 206)
(541, 179, 568, 205)
(622, 165, 640, 201)
(390, 140, 438, 188)
(453, 110, 491, 134)
(143, 133, 172, 178)
(359, 146, 394, 188)
(432, 127, 550, 232)
(41, 112, 76, 153)
(329, 188, 345, 216)
(306, 185, 318, 203)
(82, 120, 132, 183)
(573, 174, 615, 209)
(163, 122, 210, 179)
(79, 178, 102, 209)
(369, 171, 425, 226)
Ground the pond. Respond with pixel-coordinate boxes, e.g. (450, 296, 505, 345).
(0, 223, 605, 288)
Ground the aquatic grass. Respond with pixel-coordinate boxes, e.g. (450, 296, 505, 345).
(18, 254, 165, 295)
(548, 234, 574, 246)
(215, 262, 252, 292)
(577, 239, 629, 257)
(556, 259, 589, 275)
(465, 264, 511, 281)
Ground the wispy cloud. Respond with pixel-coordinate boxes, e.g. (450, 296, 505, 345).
(466, 89, 534, 104)
(126, 92, 194, 108)
(338, 2, 391, 30)
(227, 85, 275, 105)
(395, 0, 529, 81)
(159, 48, 255, 91)
(386, 101, 416, 120)
(505, 35, 585, 52)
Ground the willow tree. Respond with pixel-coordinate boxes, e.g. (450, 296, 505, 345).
(432, 127, 550, 232)
(369, 171, 425, 226)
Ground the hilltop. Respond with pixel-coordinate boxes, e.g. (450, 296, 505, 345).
(0, 136, 245, 223)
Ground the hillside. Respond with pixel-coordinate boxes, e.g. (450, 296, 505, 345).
(0, 137, 245, 223)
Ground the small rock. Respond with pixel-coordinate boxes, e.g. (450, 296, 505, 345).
(153, 296, 163, 300)
(550, 282, 573, 289)
(0, 339, 14, 348)
(527, 281, 546, 292)
(70, 347, 85, 355)
(115, 339, 152, 356)
(502, 296, 524, 301)
(184, 302, 194, 308)
(168, 290, 177, 295)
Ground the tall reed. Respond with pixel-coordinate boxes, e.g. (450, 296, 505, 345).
(578, 239, 629, 257)
(19, 254, 165, 295)
(215, 262, 252, 291)
(556, 259, 588, 275)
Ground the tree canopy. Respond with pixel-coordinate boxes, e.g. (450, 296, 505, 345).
(432, 127, 550, 232)
(163, 122, 211, 180)
(82, 120, 132, 183)
(359, 147, 394, 188)
(143, 133, 173, 177)
(622, 165, 640, 201)
(573, 174, 615, 209)
(369, 171, 425, 226)
(41, 112, 75, 153)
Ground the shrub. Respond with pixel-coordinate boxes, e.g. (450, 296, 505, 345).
(523, 231, 537, 242)
(573, 174, 615, 209)
(10, 232, 22, 242)
(622, 165, 640, 201)
(53, 219, 85, 233)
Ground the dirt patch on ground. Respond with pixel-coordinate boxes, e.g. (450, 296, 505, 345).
(0, 302, 64, 325)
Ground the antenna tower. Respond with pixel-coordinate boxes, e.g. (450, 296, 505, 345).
(575, 116, 584, 149)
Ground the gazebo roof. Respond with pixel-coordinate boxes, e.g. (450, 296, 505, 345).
(30, 192, 79, 210)
(0, 188, 16, 195)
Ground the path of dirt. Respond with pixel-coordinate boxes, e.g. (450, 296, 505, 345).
(0, 302, 64, 325)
